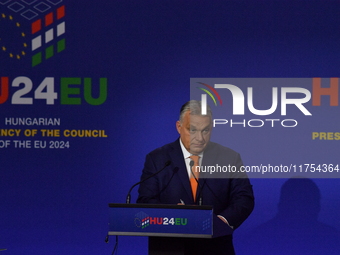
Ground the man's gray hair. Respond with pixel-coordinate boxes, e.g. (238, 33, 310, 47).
(179, 100, 212, 123)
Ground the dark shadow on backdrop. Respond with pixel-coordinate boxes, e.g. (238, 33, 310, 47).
(238, 177, 339, 255)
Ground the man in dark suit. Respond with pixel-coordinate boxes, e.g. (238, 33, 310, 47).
(137, 100, 254, 255)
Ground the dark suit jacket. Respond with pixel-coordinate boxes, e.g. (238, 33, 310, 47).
(137, 139, 254, 230)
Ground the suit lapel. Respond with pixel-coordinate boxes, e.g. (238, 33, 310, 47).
(199, 142, 217, 202)
(202, 142, 216, 165)
(169, 139, 194, 203)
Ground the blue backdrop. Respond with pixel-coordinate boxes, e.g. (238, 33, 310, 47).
(1, 1, 340, 254)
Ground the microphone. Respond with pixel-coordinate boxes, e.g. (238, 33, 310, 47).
(189, 160, 203, 206)
(126, 160, 171, 204)
(189, 160, 194, 169)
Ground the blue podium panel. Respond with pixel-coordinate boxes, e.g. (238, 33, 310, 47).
(108, 204, 216, 238)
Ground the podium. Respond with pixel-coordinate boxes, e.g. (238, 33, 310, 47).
(108, 203, 233, 254)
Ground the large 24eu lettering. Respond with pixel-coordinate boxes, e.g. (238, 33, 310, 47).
(0, 76, 108, 105)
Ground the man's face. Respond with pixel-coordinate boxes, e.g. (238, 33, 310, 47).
(176, 111, 212, 154)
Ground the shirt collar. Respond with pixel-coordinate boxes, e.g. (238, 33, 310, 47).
(179, 138, 204, 159)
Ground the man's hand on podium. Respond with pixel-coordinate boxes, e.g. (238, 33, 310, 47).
(217, 215, 234, 229)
